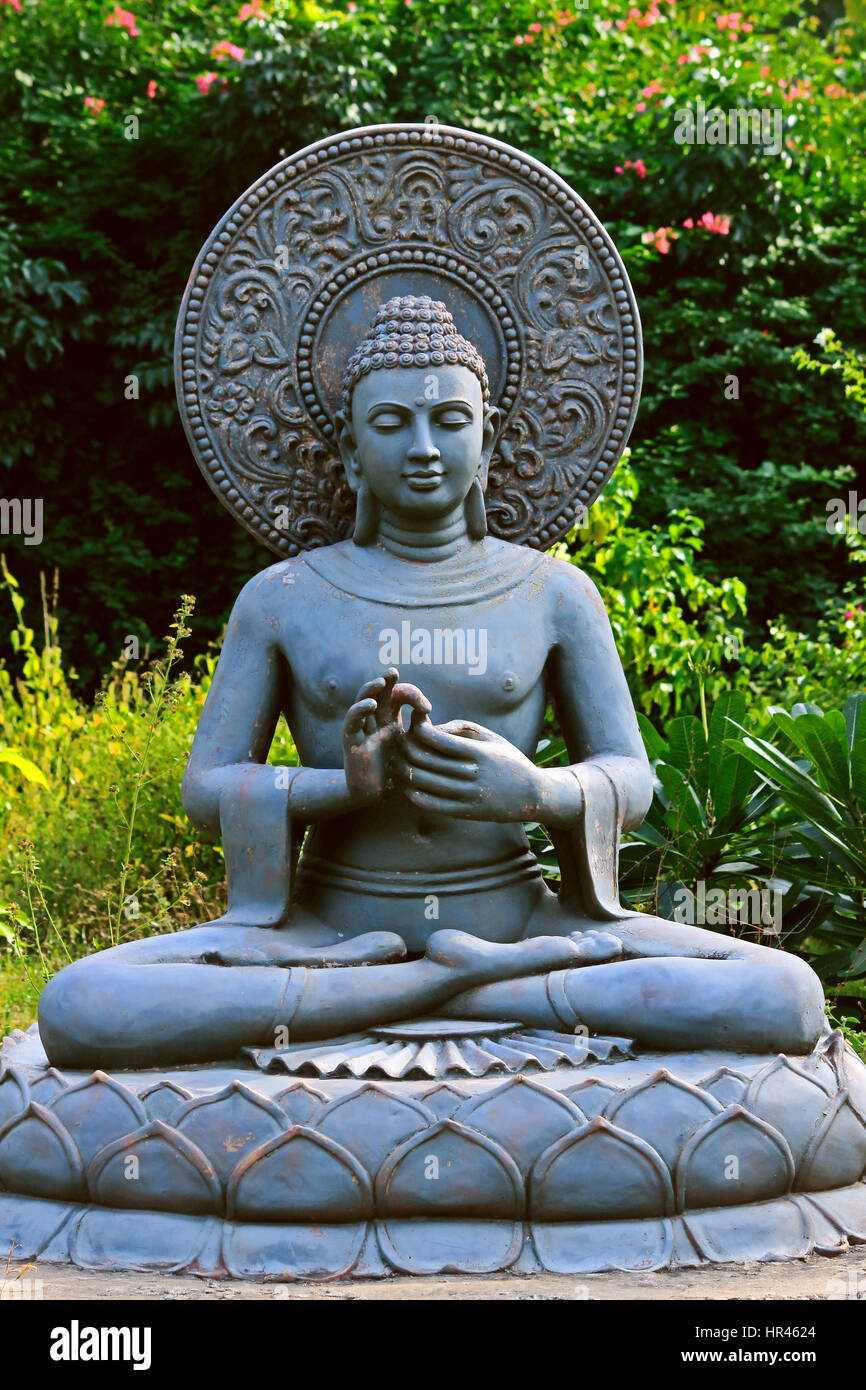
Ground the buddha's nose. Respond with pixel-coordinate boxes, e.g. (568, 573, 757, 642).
(406, 420, 441, 465)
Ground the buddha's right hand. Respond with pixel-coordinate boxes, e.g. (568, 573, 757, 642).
(342, 668, 431, 805)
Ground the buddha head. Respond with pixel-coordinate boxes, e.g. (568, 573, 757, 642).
(336, 295, 500, 544)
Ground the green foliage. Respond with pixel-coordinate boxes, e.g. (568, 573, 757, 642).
(0, 560, 291, 971)
(618, 690, 790, 924)
(0, 0, 863, 683)
(557, 460, 747, 716)
(734, 694, 866, 981)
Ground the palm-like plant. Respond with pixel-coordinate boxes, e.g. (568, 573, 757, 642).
(733, 694, 866, 981)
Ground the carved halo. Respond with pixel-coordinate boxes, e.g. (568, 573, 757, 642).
(174, 123, 643, 556)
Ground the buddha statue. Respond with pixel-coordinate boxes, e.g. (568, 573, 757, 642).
(37, 294, 823, 1069)
(5, 127, 863, 1283)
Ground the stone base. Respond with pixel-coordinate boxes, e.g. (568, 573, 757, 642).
(2, 1185, 865, 1279)
(2, 1023, 866, 1279)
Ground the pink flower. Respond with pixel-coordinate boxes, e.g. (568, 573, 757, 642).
(528, 21, 542, 31)
(635, 101, 647, 112)
(633, 158, 647, 178)
(212, 40, 245, 61)
(524, 34, 534, 42)
(514, 34, 524, 43)
(105, 5, 140, 36)
(83, 96, 105, 114)
(1, 0, 23, 12)
(642, 226, 677, 254)
(195, 72, 220, 94)
(146, 79, 157, 99)
(614, 165, 624, 174)
(682, 217, 694, 228)
(641, 80, 662, 98)
(238, 0, 263, 16)
(760, 65, 771, 78)
(693, 211, 731, 235)
(347, 1, 356, 8)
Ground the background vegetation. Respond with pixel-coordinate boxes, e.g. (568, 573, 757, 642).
(0, 0, 864, 1042)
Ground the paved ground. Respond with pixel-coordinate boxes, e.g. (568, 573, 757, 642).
(5, 1248, 865, 1300)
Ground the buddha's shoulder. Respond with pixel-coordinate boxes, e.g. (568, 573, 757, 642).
(529, 550, 608, 622)
(229, 553, 334, 614)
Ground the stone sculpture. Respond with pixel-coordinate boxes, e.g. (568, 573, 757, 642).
(2, 124, 865, 1280)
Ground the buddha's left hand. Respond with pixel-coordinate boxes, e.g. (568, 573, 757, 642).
(395, 719, 553, 822)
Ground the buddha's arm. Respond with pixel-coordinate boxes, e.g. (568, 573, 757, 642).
(182, 567, 386, 834)
(543, 559, 653, 830)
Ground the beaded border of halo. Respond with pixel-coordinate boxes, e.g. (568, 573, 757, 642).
(175, 123, 642, 557)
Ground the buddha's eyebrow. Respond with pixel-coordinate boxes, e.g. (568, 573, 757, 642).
(365, 400, 412, 418)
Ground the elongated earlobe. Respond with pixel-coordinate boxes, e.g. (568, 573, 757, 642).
(353, 481, 381, 546)
(464, 477, 487, 539)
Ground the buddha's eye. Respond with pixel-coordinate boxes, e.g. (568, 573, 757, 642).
(434, 410, 472, 429)
(369, 411, 406, 431)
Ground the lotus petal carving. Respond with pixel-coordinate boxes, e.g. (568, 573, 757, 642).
(139, 1081, 194, 1125)
(697, 1067, 750, 1107)
(226, 1126, 373, 1223)
(797, 1092, 866, 1191)
(274, 1082, 328, 1126)
(376, 1119, 524, 1218)
(530, 1117, 674, 1221)
(318, 1085, 434, 1174)
(176, 1081, 287, 1184)
(454, 1076, 586, 1172)
(0, 1068, 29, 1130)
(744, 1055, 834, 1167)
(684, 1196, 811, 1264)
(419, 1084, 471, 1118)
(838, 1046, 866, 1127)
(28, 1068, 69, 1105)
(532, 1217, 674, 1274)
(675, 1106, 794, 1211)
(561, 1078, 622, 1117)
(605, 1069, 722, 1171)
(71, 1207, 214, 1274)
(377, 1217, 523, 1276)
(805, 1181, 866, 1244)
(88, 1120, 222, 1215)
(50, 1071, 147, 1168)
(0, 1192, 76, 1261)
(223, 1219, 369, 1281)
(0, 1102, 85, 1201)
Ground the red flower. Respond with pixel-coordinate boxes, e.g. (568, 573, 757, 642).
(642, 225, 677, 254)
(105, 5, 140, 36)
(83, 96, 106, 114)
(195, 72, 220, 94)
(146, 79, 157, 99)
(212, 40, 245, 61)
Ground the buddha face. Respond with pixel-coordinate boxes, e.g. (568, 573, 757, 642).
(338, 365, 499, 521)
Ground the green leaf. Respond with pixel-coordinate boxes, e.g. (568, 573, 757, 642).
(0, 749, 49, 788)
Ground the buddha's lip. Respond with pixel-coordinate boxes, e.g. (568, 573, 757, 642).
(404, 471, 445, 490)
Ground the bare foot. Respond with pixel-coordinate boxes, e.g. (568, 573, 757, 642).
(425, 929, 582, 988)
(202, 929, 406, 968)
